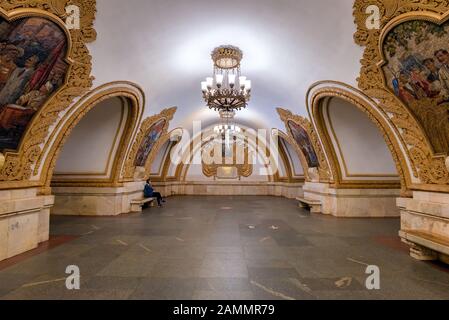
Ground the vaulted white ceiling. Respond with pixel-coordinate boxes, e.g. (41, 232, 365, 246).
(89, 0, 363, 132)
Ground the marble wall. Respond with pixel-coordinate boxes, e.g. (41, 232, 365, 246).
(398, 191, 449, 262)
(51, 181, 145, 216)
(152, 181, 304, 199)
(302, 182, 400, 217)
(0, 188, 53, 261)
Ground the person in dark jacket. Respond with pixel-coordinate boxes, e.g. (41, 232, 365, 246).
(143, 179, 165, 207)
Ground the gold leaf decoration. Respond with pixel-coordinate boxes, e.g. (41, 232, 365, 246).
(277, 108, 331, 182)
(122, 107, 177, 180)
(0, 0, 97, 189)
(353, 0, 449, 188)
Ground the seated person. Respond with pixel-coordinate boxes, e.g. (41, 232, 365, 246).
(143, 179, 165, 207)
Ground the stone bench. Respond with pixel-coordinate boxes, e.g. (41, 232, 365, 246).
(296, 197, 321, 213)
(399, 230, 449, 263)
(130, 197, 156, 212)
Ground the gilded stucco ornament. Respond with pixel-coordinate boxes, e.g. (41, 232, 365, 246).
(42, 82, 145, 191)
(274, 129, 312, 182)
(0, 152, 4, 171)
(353, 0, 449, 188)
(277, 108, 331, 182)
(0, 0, 96, 187)
(122, 107, 177, 180)
(201, 141, 254, 179)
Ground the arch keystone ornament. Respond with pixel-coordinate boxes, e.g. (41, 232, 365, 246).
(0, 0, 97, 189)
(277, 108, 330, 182)
(353, 0, 449, 192)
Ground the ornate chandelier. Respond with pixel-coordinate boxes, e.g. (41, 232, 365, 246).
(201, 45, 251, 112)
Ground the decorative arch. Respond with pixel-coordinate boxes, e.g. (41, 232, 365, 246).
(0, 1, 96, 189)
(272, 130, 306, 183)
(40, 81, 145, 192)
(353, 0, 449, 192)
(148, 127, 184, 181)
(173, 125, 280, 183)
(306, 81, 411, 193)
(277, 108, 331, 182)
(122, 107, 177, 180)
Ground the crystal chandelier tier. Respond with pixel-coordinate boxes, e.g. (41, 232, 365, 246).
(201, 45, 251, 112)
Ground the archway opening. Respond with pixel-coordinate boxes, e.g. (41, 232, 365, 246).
(312, 95, 402, 217)
(50, 96, 134, 216)
(324, 97, 400, 184)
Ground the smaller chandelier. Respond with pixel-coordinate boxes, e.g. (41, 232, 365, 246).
(213, 124, 242, 135)
(201, 45, 251, 112)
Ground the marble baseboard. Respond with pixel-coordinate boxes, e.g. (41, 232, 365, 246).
(152, 181, 304, 199)
(51, 181, 146, 216)
(302, 182, 400, 217)
(0, 188, 54, 262)
(398, 191, 449, 263)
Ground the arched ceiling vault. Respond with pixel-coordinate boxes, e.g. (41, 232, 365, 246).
(89, 0, 362, 133)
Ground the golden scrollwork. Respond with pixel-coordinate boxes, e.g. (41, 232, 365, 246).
(353, 0, 449, 188)
(122, 107, 177, 180)
(277, 108, 331, 182)
(201, 141, 253, 179)
(0, 0, 96, 188)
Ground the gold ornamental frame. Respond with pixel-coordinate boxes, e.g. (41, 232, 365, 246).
(277, 108, 331, 182)
(0, 0, 96, 189)
(122, 107, 177, 180)
(307, 82, 408, 192)
(353, 0, 449, 192)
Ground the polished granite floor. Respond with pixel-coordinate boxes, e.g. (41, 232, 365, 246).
(1, 196, 449, 300)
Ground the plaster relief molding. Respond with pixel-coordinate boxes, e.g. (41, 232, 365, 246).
(52, 98, 126, 178)
(122, 107, 177, 180)
(41, 82, 145, 192)
(151, 128, 184, 181)
(323, 101, 399, 179)
(0, 0, 97, 188)
(276, 108, 331, 182)
(307, 81, 413, 194)
(144, 127, 183, 181)
(271, 129, 307, 183)
(201, 143, 254, 180)
(148, 128, 182, 179)
(176, 126, 278, 183)
(353, 0, 449, 190)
